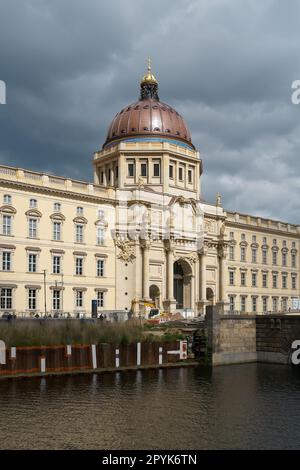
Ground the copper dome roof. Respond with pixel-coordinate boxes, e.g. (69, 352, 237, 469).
(103, 61, 194, 149)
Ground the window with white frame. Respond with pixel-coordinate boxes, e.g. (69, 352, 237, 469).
(262, 297, 268, 313)
(28, 253, 37, 273)
(153, 161, 160, 177)
(0, 288, 12, 309)
(292, 275, 297, 289)
(263, 237, 267, 244)
(240, 247, 246, 262)
(262, 273, 268, 288)
(252, 235, 256, 242)
(241, 233, 246, 241)
(2, 251, 11, 271)
(140, 162, 147, 177)
(77, 206, 84, 216)
(96, 258, 104, 277)
(2, 215, 12, 235)
(241, 271, 246, 286)
(97, 291, 104, 308)
(252, 272, 257, 287)
(52, 290, 60, 310)
(53, 255, 61, 274)
(229, 296, 235, 312)
(97, 209, 105, 219)
(272, 273, 277, 289)
(3, 194, 12, 204)
(128, 162, 135, 177)
(262, 249, 267, 264)
(282, 274, 287, 289)
(53, 221, 61, 241)
(188, 169, 193, 184)
(97, 226, 105, 246)
(282, 252, 287, 267)
(282, 297, 287, 311)
(28, 289, 37, 310)
(75, 290, 84, 308)
(75, 224, 84, 243)
(272, 297, 278, 312)
(240, 296, 246, 312)
(252, 297, 257, 313)
(75, 257, 83, 275)
(229, 271, 235, 286)
(272, 251, 277, 265)
(28, 218, 37, 238)
(229, 245, 234, 261)
(292, 253, 296, 268)
(252, 248, 257, 263)
(29, 198, 37, 208)
(54, 202, 61, 212)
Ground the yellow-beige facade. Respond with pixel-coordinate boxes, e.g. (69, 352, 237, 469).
(0, 65, 299, 317)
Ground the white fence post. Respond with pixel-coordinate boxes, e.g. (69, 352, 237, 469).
(91, 344, 97, 369)
(137, 342, 141, 366)
(0, 340, 6, 365)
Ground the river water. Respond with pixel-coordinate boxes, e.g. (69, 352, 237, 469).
(0, 363, 300, 450)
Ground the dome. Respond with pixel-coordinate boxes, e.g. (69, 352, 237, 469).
(103, 60, 194, 150)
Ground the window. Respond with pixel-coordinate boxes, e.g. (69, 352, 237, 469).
(241, 272, 246, 286)
(282, 298, 287, 311)
(153, 162, 160, 177)
(252, 273, 257, 287)
(230, 232, 234, 239)
(283, 240, 287, 247)
(140, 163, 147, 177)
(229, 245, 234, 261)
(75, 224, 84, 243)
(272, 274, 277, 289)
(188, 169, 193, 184)
(128, 162, 135, 177)
(169, 165, 174, 179)
(241, 296, 246, 312)
(292, 275, 297, 289)
(282, 274, 287, 289)
(53, 290, 60, 310)
(98, 209, 105, 219)
(178, 167, 183, 181)
(292, 254, 296, 268)
(76, 290, 83, 308)
(97, 227, 105, 246)
(229, 271, 235, 286)
(282, 253, 287, 267)
(252, 249, 257, 263)
(241, 233, 246, 241)
(262, 249, 267, 264)
(28, 253, 37, 273)
(262, 273, 268, 288)
(262, 297, 268, 313)
(0, 288, 12, 309)
(240, 247, 246, 262)
(75, 257, 83, 276)
(29, 198, 37, 208)
(272, 297, 278, 313)
(54, 202, 61, 212)
(28, 218, 37, 238)
(292, 241, 296, 248)
(252, 235, 256, 242)
(229, 296, 235, 312)
(28, 289, 37, 310)
(97, 259, 104, 277)
(252, 297, 257, 313)
(77, 206, 84, 215)
(263, 237, 267, 244)
(53, 222, 61, 241)
(2, 251, 11, 271)
(273, 239, 277, 246)
(3, 194, 11, 205)
(97, 291, 104, 308)
(272, 251, 277, 265)
(53, 256, 61, 274)
(100, 172, 104, 184)
(2, 215, 12, 235)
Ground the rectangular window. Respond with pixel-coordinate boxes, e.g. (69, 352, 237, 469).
(28, 253, 37, 273)
(252, 249, 257, 263)
(229, 271, 234, 286)
(263, 237, 267, 244)
(262, 249, 267, 264)
(53, 256, 61, 274)
(282, 253, 287, 267)
(77, 206, 84, 215)
(241, 296, 246, 312)
(262, 297, 268, 313)
(76, 290, 83, 308)
(230, 232, 234, 239)
(28, 289, 37, 310)
(140, 163, 147, 177)
(128, 162, 135, 177)
(292, 275, 297, 289)
(0, 288, 12, 309)
(53, 290, 60, 310)
(169, 165, 174, 179)
(282, 274, 287, 289)
(54, 202, 61, 212)
(229, 245, 234, 261)
(97, 259, 104, 277)
(282, 298, 287, 311)
(2, 251, 11, 271)
(30, 198, 37, 208)
(241, 272, 246, 287)
(241, 233, 246, 241)
(229, 296, 235, 312)
(252, 235, 256, 242)
(2, 215, 12, 236)
(153, 162, 160, 177)
(76, 224, 84, 243)
(97, 227, 105, 246)
(252, 297, 257, 313)
(3, 194, 11, 205)
(97, 291, 104, 308)
(292, 254, 296, 268)
(262, 273, 267, 288)
(53, 222, 61, 241)
(272, 251, 277, 265)
(272, 297, 278, 313)
(178, 167, 183, 181)
(252, 273, 257, 287)
(240, 247, 246, 262)
(188, 169, 193, 184)
(75, 257, 83, 276)
(28, 218, 37, 238)
(273, 274, 277, 289)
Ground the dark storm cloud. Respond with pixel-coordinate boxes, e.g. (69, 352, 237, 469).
(0, 0, 300, 221)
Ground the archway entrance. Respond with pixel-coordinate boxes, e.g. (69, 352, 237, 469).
(173, 259, 193, 310)
(149, 284, 160, 308)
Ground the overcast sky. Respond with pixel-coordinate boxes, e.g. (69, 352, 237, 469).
(0, 0, 300, 222)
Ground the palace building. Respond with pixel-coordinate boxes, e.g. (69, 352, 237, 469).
(0, 62, 299, 317)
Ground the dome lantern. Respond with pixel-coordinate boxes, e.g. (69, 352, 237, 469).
(140, 57, 159, 100)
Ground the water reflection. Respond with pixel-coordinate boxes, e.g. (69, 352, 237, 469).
(0, 364, 300, 449)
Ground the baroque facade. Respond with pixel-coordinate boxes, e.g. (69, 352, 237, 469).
(0, 62, 299, 317)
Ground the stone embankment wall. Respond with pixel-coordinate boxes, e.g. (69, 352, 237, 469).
(0, 340, 189, 379)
